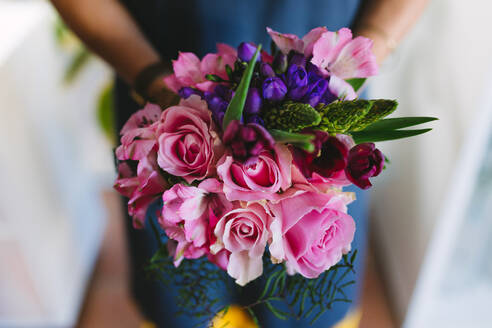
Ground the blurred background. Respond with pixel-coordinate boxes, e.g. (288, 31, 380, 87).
(0, 0, 491, 327)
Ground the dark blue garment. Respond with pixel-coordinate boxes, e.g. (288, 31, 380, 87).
(114, 1, 367, 327)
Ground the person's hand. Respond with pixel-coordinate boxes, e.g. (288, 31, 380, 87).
(145, 74, 180, 109)
(354, 26, 396, 64)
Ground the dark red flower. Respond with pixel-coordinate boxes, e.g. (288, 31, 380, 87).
(292, 130, 349, 179)
(345, 143, 384, 189)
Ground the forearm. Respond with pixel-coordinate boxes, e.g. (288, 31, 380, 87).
(354, 0, 430, 63)
(50, 0, 160, 84)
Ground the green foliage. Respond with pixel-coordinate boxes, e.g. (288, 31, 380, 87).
(268, 129, 316, 152)
(351, 128, 433, 143)
(222, 45, 262, 130)
(264, 102, 321, 132)
(64, 47, 91, 83)
(96, 82, 116, 144)
(317, 100, 372, 133)
(351, 116, 437, 143)
(345, 78, 366, 92)
(349, 99, 398, 131)
(146, 219, 357, 327)
(361, 116, 438, 132)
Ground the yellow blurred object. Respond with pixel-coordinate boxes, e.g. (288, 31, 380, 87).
(332, 309, 362, 328)
(139, 321, 157, 328)
(211, 305, 258, 328)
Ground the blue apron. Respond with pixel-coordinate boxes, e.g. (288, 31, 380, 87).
(114, 1, 367, 327)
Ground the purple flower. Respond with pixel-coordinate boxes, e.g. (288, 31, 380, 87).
(345, 143, 384, 189)
(262, 77, 287, 102)
(223, 120, 275, 160)
(214, 85, 234, 102)
(286, 64, 308, 89)
(203, 92, 228, 125)
(273, 52, 288, 74)
(238, 42, 259, 62)
(244, 88, 262, 115)
(245, 114, 265, 126)
(260, 63, 275, 78)
(288, 52, 306, 67)
(178, 87, 203, 99)
(304, 78, 329, 107)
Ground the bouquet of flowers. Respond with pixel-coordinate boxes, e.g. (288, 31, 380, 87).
(114, 26, 436, 325)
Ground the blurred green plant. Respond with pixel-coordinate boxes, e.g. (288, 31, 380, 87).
(54, 17, 116, 144)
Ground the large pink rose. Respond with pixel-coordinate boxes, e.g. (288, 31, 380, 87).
(269, 190, 355, 278)
(217, 144, 292, 202)
(156, 96, 222, 183)
(115, 103, 161, 161)
(114, 152, 168, 228)
(211, 203, 272, 286)
(164, 44, 237, 93)
(159, 179, 232, 266)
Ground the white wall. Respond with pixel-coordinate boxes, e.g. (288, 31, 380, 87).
(0, 1, 113, 326)
(369, 0, 492, 321)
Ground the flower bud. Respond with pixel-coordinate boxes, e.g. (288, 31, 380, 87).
(245, 114, 265, 126)
(345, 143, 384, 189)
(289, 52, 306, 67)
(244, 88, 263, 115)
(178, 87, 202, 99)
(262, 77, 287, 102)
(286, 64, 308, 89)
(260, 63, 275, 78)
(304, 78, 329, 107)
(237, 42, 259, 62)
(273, 53, 288, 74)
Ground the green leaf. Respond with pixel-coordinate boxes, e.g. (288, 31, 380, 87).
(361, 116, 439, 132)
(349, 99, 398, 131)
(64, 47, 91, 83)
(222, 45, 262, 130)
(260, 270, 280, 300)
(352, 128, 433, 143)
(96, 82, 116, 143)
(269, 129, 315, 152)
(247, 308, 261, 327)
(346, 78, 366, 92)
(265, 301, 289, 320)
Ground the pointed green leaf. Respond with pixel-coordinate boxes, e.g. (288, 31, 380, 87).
(269, 129, 315, 152)
(222, 45, 262, 130)
(361, 116, 438, 132)
(352, 128, 433, 143)
(350, 99, 398, 131)
(346, 78, 366, 92)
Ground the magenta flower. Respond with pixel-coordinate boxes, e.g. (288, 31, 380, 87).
(217, 144, 292, 202)
(269, 190, 355, 278)
(114, 152, 168, 228)
(345, 143, 384, 189)
(115, 103, 161, 161)
(311, 28, 378, 80)
(223, 120, 274, 160)
(159, 179, 232, 266)
(164, 43, 237, 93)
(156, 96, 223, 183)
(267, 26, 328, 57)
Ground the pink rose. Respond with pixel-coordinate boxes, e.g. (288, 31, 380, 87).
(159, 179, 232, 266)
(114, 152, 168, 228)
(116, 103, 161, 161)
(211, 203, 272, 286)
(156, 96, 222, 183)
(217, 144, 292, 202)
(269, 190, 355, 278)
(164, 44, 237, 93)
